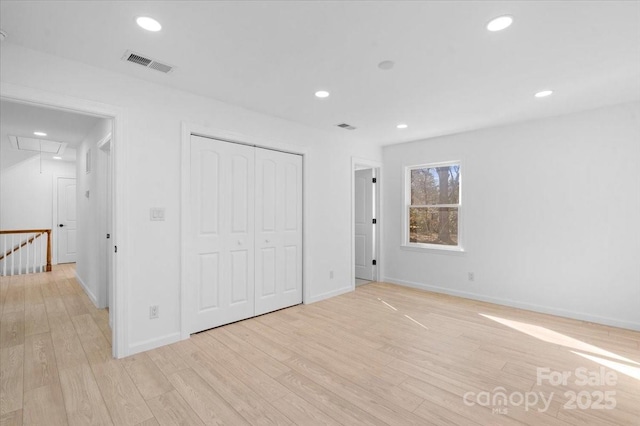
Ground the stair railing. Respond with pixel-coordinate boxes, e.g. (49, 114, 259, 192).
(0, 229, 52, 276)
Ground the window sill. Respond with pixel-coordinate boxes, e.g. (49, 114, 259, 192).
(400, 244, 466, 256)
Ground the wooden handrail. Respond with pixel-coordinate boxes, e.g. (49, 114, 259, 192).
(0, 229, 51, 234)
(0, 229, 52, 272)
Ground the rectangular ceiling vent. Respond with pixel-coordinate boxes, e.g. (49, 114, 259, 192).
(336, 123, 356, 130)
(122, 50, 175, 74)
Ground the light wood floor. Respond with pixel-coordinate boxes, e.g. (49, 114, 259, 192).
(1, 265, 638, 425)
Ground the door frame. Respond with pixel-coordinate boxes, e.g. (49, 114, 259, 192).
(351, 157, 383, 290)
(97, 134, 113, 319)
(52, 174, 76, 265)
(180, 122, 309, 340)
(1, 82, 128, 358)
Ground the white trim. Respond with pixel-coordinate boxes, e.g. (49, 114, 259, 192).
(399, 244, 466, 255)
(351, 157, 383, 289)
(128, 332, 182, 356)
(305, 285, 353, 304)
(1, 82, 128, 358)
(96, 132, 112, 150)
(75, 271, 98, 307)
(384, 276, 640, 332)
(96, 133, 112, 310)
(51, 174, 76, 265)
(403, 160, 463, 252)
(180, 121, 310, 340)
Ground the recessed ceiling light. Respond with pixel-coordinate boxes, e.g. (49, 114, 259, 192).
(315, 90, 330, 98)
(52, 156, 62, 160)
(397, 123, 408, 129)
(535, 90, 553, 98)
(34, 131, 47, 136)
(487, 15, 513, 32)
(136, 17, 162, 32)
(378, 60, 395, 70)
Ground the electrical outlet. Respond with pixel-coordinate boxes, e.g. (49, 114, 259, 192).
(468, 272, 475, 282)
(149, 305, 159, 319)
(329, 270, 334, 279)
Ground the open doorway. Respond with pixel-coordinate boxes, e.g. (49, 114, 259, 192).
(0, 95, 119, 356)
(351, 158, 382, 288)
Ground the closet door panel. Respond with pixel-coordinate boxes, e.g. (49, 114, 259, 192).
(198, 253, 220, 310)
(188, 136, 255, 333)
(255, 148, 303, 315)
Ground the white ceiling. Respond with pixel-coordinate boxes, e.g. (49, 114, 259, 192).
(0, 99, 102, 168)
(1, 1, 639, 145)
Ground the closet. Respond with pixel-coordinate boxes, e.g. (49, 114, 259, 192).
(186, 135, 302, 334)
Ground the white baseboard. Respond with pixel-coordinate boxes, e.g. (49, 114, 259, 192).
(384, 276, 640, 332)
(127, 332, 183, 357)
(75, 271, 99, 308)
(305, 285, 353, 304)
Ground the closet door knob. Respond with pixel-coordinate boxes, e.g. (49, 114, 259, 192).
(265, 239, 270, 243)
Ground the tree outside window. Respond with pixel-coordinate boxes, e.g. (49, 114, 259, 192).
(406, 162, 461, 248)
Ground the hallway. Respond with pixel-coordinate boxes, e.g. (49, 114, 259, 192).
(0, 264, 112, 424)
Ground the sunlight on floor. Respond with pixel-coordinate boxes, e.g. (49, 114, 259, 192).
(572, 351, 640, 380)
(377, 298, 429, 330)
(480, 313, 640, 368)
(404, 314, 429, 330)
(377, 298, 398, 311)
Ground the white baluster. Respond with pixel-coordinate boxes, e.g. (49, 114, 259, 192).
(41, 234, 45, 273)
(11, 234, 15, 276)
(32, 233, 36, 274)
(33, 234, 37, 274)
(25, 233, 31, 274)
(38, 235, 42, 273)
(18, 233, 23, 275)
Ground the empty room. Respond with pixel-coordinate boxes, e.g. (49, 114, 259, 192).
(0, 1, 638, 425)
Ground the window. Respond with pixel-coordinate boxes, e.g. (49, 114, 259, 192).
(405, 161, 461, 250)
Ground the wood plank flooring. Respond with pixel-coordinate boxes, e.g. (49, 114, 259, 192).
(1, 264, 638, 425)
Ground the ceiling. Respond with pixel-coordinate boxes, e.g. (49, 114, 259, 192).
(0, 99, 102, 168)
(1, 1, 639, 145)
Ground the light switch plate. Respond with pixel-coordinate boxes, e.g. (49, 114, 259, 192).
(150, 207, 165, 221)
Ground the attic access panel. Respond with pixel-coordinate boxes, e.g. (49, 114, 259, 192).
(8, 135, 68, 154)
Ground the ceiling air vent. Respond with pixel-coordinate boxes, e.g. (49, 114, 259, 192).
(336, 123, 356, 130)
(122, 50, 175, 74)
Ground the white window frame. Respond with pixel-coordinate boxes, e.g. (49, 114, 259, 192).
(402, 160, 464, 253)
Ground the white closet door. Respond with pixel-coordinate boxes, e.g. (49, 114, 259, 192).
(255, 148, 303, 315)
(188, 136, 255, 333)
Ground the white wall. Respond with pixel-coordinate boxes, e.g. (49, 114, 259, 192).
(75, 118, 112, 307)
(0, 156, 76, 230)
(0, 43, 382, 354)
(383, 102, 640, 330)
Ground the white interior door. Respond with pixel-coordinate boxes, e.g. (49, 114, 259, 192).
(188, 136, 255, 333)
(354, 169, 374, 280)
(57, 177, 77, 264)
(98, 139, 113, 321)
(254, 148, 303, 315)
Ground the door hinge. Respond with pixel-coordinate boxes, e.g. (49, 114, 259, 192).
(114, 246, 118, 253)
(372, 218, 377, 224)
(372, 259, 377, 265)
(106, 234, 111, 239)
(372, 177, 377, 183)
